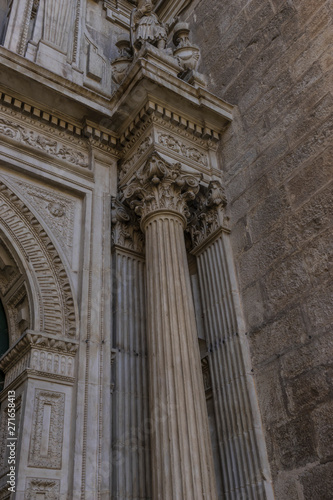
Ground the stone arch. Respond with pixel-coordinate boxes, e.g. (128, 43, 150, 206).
(0, 232, 32, 347)
(0, 179, 78, 339)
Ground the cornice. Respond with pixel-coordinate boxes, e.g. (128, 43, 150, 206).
(0, 330, 79, 373)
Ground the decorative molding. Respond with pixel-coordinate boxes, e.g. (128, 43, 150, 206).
(119, 134, 153, 181)
(0, 331, 79, 374)
(28, 389, 65, 469)
(4, 178, 76, 263)
(111, 198, 144, 253)
(121, 151, 201, 226)
(25, 477, 60, 499)
(186, 180, 227, 249)
(0, 116, 88, 168)
(0, 181, 78, 337)
(0, 90, 118, 152)
(119, 100, 220, 148)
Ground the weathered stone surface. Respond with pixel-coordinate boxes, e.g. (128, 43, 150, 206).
(312, 402, 333, 462)
(186, 0, 333, 495)
(272, 415, 317, 470)
(300, 463, 333, 500)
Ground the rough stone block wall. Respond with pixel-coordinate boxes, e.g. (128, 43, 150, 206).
(186, 1, 333, 498)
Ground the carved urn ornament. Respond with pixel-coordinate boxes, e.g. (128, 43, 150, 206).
(173, 22, 200, 72)
(111, 33, 133, 85)
(130, 0, 167, 51)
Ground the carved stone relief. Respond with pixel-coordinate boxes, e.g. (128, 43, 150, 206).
(0, 331, 78, 386)
(0, 181, 77, 337)
(0, 116, 88, 168)
(25, 478, 60, 500)
(157, 132, 209, 166)
(121, 151, 202, 224)
(119, 134, 153, 181)
(3, 178, 76, 264)
(28, 389, 65, 469)
(111, 197, 144, 253)
(187, 180, 227, 248)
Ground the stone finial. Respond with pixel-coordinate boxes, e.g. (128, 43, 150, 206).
(130, 0, 167, 51)
(186, 180, 227, 248)
(121, 152, 202, 226)
(111, 33, 133, 85)
(173, 22, 200, 72)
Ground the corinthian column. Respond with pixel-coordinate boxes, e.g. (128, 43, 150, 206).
(122, 152, 218, 500)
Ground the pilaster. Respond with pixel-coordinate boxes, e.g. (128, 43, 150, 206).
(110, 199, 151, 500)
(190, 199, 275, 500)
(0, 331, 78, 499)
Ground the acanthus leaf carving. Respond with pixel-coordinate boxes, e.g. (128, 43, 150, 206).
(186, 180, 227, 248)
(121, 151, 202, 225)
(111, 197, 145, 254)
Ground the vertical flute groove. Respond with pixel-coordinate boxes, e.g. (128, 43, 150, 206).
(112, 249, 150, 499)
(195, 233, 268, 499)
(144, 213, 217, 500)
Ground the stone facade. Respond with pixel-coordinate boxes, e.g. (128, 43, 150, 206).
(185, 0, 333, 499)
(0, 0, 331, 499)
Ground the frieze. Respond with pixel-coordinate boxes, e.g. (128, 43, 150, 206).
(28, 390, 65, 469)
(121, 151, 202, 225)
(0, 331, 79, 374)
(0, 117, 88, 168)
(157, 132, 209, 166)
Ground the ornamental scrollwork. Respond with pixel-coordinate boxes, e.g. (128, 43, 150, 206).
(121, 151, 202, 225)
(186, 180, 227, 248)
(0, 117, 88, 168)
(111, 197, 145, 253)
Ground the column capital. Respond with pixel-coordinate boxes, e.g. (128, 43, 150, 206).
(120, 151, 202, 229)
(187, 179, 228, 249)
(111, 197, 145, 254)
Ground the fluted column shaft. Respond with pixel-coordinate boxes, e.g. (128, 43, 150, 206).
(194, 230, 273, 500)
(112, 248, 151, 500)
(143, 210, 217, 500)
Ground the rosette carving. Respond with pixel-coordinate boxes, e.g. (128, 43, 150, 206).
(121, 152, 202, 226)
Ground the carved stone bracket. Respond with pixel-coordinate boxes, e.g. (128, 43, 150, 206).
(186, 179, 227, 249)
(111, 197, 145, 253)
(121, 151, 202, 227)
